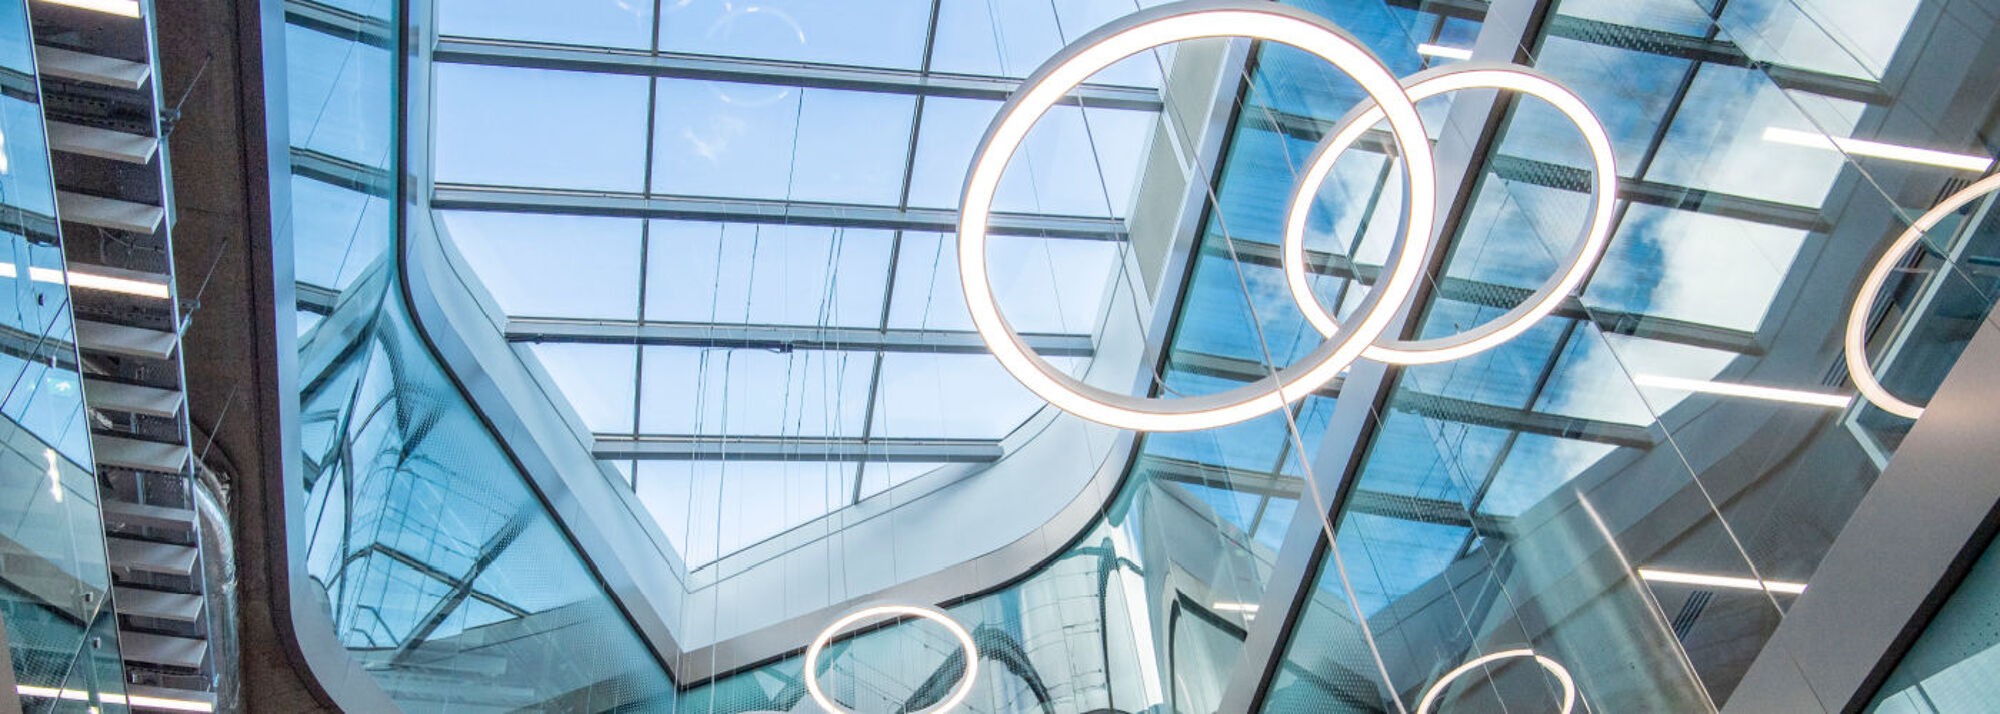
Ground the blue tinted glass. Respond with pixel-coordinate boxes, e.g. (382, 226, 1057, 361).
(0, 96, 55, 216)
(636, 460, 855, 565)
(639, 346, 873, 436)
(1582, 203, 1807, 331)
(929, 0, 1173, 86)
(434, 64, 649, 191)
(651, 80, 914, 204)
(439, 0, 653, 49)
(906, 97, 1154, 216)
(871, 352, 1060, 439)
(526, 343, 637, 433)
(646, 220, 891, 327)
(286, 24, 394, 167)
(887, 232, 1119, 334)
(659, 0, 931, 69)
(290, 176, 390, 291)
(441, 211, 642, 320)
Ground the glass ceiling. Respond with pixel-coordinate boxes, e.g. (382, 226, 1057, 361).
(426, 0, 1176, 566)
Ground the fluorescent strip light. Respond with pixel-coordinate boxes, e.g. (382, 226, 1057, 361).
(64, 269, 171, 298)
(16, 685, 213, 713)
(1763, 126, 1994, 172)
(0, 261, 170, 298)
(1633, 374, 1853, 409)
(1416, 43, 1472, 60)
(39, 0, 142, 18)
(1638, 567, 1807, 595)
(125, 694, 218, 712)
(1211, 602, 1259, 613)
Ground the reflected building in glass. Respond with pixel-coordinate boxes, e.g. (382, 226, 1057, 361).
(9, 0, 2000, 712)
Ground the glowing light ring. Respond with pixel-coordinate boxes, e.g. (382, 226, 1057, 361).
(1846, 173, 2000, 419)
(1283, 64, 1619, 365)
(803, 605, 980, 714)
(1416, 648, 1577, 714)
(958, 0, 1438, 432)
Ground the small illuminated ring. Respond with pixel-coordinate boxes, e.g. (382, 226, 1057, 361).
(958, 0, 1439, 432)
(1282, 64, 1618, 365)
(1416, 648, 1577, 714)
(803, 605, 980, 714)
(1846, 173, 2000, 419)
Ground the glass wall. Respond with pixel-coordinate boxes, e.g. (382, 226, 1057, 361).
(0, 0, 131, 709)
(279, 0, 674, 709)
(1262, 0, 2000, 711)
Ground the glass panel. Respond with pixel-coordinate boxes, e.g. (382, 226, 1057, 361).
(645, 220, 892, 327)
(659, 0, 933, 70)
(651, 80, 914, 205)
(526, 344, 637, 434)
(906, 97, 1154, 217)
(638, 346, 873, 437)
(433, 64, 650, 191)
(635, 461, 856, 566)
(441, 211, 643, 320)
(887, 232, 1119, 334)
(439, 0, 654, 49)
(870, 352, 1057, 439)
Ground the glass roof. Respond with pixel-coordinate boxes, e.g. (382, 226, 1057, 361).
(426, 0, 1172, 566)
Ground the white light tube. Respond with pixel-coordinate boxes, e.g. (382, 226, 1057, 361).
(1415, 43, 1472, 60)
(0, 262, 170, 298)
(1638, 567, 1807, 595)
(1764, 126, 1994, 173)
(1633, 374, 1853, 409)
(1211, 602, 1259, 613)
(17, 685, 214, 713)
(38, 0, 141, 18)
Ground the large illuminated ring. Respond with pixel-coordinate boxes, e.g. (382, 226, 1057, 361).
(803, 605, 980, 714)
(1415, 648, 1577, 714)
(1846, 173, 2000, 419)
(1283, 65, 1618, 365)
(958, 0, 1439, 432)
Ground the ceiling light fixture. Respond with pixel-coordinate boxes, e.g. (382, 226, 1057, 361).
(1632, 374, 1853, 409)
(1211, 601, 1258, 612)
(38, 0, 142, 19)
(1282, 64, 1617, 365)
(804, 605, 979, 714)
(1415, 648, 1576, 714)
(960, 1, 1439, 432)
(1415, 43, 1472, 60)
(1763, 126, 1994, 173)
(0, 261, 171, 298)
(16, 685, 214, 713)
(1637, 567, 1808, 595)
(1846, 173, 2000, 419)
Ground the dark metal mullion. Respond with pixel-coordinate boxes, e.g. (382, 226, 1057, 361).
(851, 0, 944, 505)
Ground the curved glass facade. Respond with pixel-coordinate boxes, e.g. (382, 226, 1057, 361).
(257, 0, 2000, 711)
(280, 0, 674, 709)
